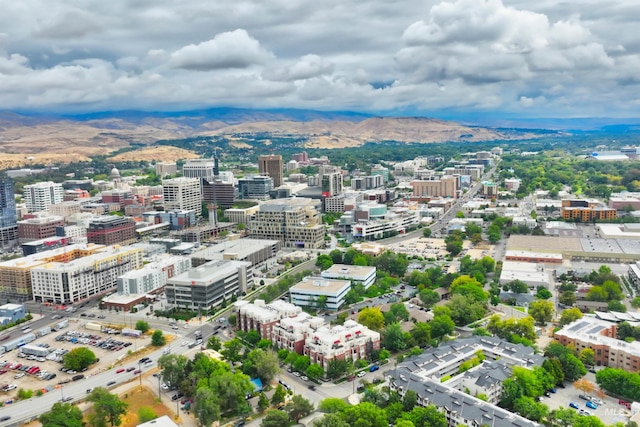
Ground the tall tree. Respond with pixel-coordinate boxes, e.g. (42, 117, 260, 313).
(261, 410, 290, 427)
(358, 307, 385, 331)
(87, 387, 128, 427)
(63, 347, 97, 371)
(529, 300, 554, 324)
(40, 403, 84, 427)
(285, 395, 315, 421)
(194, 388, 221, 426)
(382, 322, 408, 352)
(158, 354, 189, 389)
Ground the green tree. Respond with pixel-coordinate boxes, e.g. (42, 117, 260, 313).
(135, 320, 150, 333)
(547, 408, 577, 427)
(402, 389, 418, 412)
(608, 300, 627, 312)
(318, 397, 350, 413)
(559, 291, 577, 307)
(382, 322, 407, 352)
(418, 289, 440, 307)
(221, 338, 244, 363)
(137, 407, 158, 423)
(313, 413, 350, 427)
(244, 349, 281, 384)
(422, 228, 432, 238)
(40, 403, 84, 427)
(358, 307, 385, 331)
(293, 355, 311, 373)
(631, 296, 640, 308)
(559, 307, 583, 326)
(430, 315, 455, 340)
(446, 294, 487, 326)
(316, 254, 334, 270)
(535, 287, 552, 300)
(285, 394, 315, 421)
(151, 330, 166, 346)
(207, 335, 222, 351)
(306, 363, 324, 381)
(157, 354, 189, 391)
(410, 322, 432, 348)
(329, 249, 344, 264)
(63, 347, 97, 371)
(529, 300, 554, 324)
(400, 405, 447, 427)
(508, 280, 529, 293)
(342, 402, 388, 427)
(271, 385, 287, 406)
(579, 348, 595, 367)
(326, 359, 350, 380)
(258, 393, 270, 412)
(513, 396, 548, 422)
(244, 330, 261, 346)
(261, 409, 290, 427)
(542, 358, 565, 385)
(87, 387, 128, 427)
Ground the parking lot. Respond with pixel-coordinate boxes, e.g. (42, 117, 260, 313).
(541, 374, 631, 426)
(0, 320, 150, 402)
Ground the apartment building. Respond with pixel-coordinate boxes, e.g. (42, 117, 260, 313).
(410, 176, 458, 200)
(162, 177, 202, 216)
(388, 336, 543, 427)
(236, 300, 380, 367)
(248, 198, 325, 249)
(86, 216, 137, 246)
(202, 179, 235, 208)
(554, 317, 640, 371)
(561, 198, 617, 222)
(165, 260, 252, 311)
(24, 182, 63, 212)
(235, 299, 302, 340)
(189, 238, 281, 268)
(17, 215, 65, 243)
(321, 172, 343, 197)
(258, 155, 284, 188)
(31, 245, 143, 304)
(117, 255, 191, 295)
(48, 201, 81, 218)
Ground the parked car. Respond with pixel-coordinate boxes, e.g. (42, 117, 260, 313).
(107, 381, 116, 386)
(116, 368, 125, 373)
(578, 394, 591, 401)
(591, 398, 604, 405)
(357, 371, 366, 378)
(308, 385, 316, 391)
(586, 401, 598, 410)
(369, 365, 379, 372)
(569, 402, 579, 409)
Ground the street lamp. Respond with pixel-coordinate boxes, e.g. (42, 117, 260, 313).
(138, 361, 142, 387)
(60, 385, 64, 401)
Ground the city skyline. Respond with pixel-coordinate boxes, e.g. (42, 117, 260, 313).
(0, 0, 638, 119)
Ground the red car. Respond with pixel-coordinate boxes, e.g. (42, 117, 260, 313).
(116, 368, 125, 374)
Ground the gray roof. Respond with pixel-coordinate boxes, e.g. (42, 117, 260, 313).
(389, 373, 540, 427)
(499, 292, 535, 305)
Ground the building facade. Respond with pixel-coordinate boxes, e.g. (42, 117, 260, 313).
(410, 176, 458, 200)
(17, 216, 65, 243)
(238, 176, 273, 200)
(248, 198, 325, 249)
(289, 277, 351, 310)
(86, 216, 137, 246)
(117, 255, 191, 295)
(321, 264, 376, 289)
(165, 260, 252, 311)
(31, 245, 144, 303)
(24, 182, 63, 213)
(162, 177, 202, 217)
(258, 155, 284, 188)
(0, 179, 18, 248)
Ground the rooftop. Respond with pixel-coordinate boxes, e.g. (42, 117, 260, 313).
(322, 264, 376, 278)
(290, 277, 351, 294)
(555, 316, 640, 358)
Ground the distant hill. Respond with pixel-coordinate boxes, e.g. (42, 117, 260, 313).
(0, 107, 551, 167)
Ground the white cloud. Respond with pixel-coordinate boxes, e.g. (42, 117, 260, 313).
(169, 29, 273, 71)
(0, 0, 635, 117)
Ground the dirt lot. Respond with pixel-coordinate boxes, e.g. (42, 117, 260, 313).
(0, 319, 152, 401)
(85, 385, 175, 427)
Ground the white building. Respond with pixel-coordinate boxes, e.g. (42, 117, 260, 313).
(321, 264, 376, 289)
(24, 182, 63, 213)
(182, 159, 215, 182)
(499, 261, 551, 289)
(289, 277, 351, 310)
(162, 177, 202, 217)
(117, 255, 192, 295)
(165, 260, 252, 311)
(31, 245, 144, 304)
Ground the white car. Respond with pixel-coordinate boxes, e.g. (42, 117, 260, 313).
(14, 373, 24, 379)
(591, 398, 604, 406)
(161, 383, 169, 390)
(357, 371, 366, 378)
(292, 371, 301, 377)
(4, 384, 17, 391)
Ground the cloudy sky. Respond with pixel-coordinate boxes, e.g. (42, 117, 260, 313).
(0, 0, 638, 118)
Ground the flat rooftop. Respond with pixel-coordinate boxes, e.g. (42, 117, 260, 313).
(291, 277, 351, 294)
(322, 264, 376, 277)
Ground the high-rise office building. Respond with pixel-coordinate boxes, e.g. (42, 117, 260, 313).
(162, 177, 202, 216)
(24, 181, 63, 212)
(0, 179, 17, 248)
(182, 159, 215, 182)
(258, 155, 284, 188)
